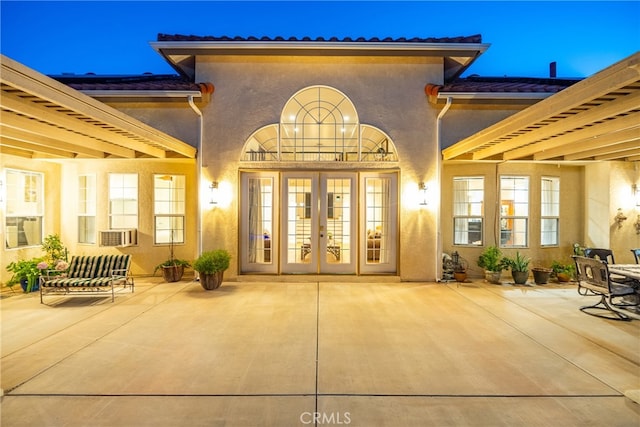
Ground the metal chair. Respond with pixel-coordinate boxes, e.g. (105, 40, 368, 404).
(572, 255, 637, 321)
(583, 248, 615, 264)
(631, 249, 640, 264)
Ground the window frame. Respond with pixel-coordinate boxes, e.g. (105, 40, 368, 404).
(153, 174, 186, 245)
(77, 174, 97, 244)
(4, 168, 44, 249)
(499, 175, 529, 248)
(452, 176, 484, 246)
(540, 176, 560, 247)
(108, 173, 138, 230)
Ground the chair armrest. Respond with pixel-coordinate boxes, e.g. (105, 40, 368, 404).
(111, 268, 129, 278)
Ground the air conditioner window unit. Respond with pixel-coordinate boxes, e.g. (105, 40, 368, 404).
(99, 229, 137, 247)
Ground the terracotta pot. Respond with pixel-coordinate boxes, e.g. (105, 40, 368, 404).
(453, 271, 467, 282)
(162, 265, 184, 283)
(556, 273, 571, 282)
(200, 271, 224, 290)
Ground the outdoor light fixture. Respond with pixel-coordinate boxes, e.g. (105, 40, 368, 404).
(209, 181, 219, 205)
(419, 182, 428, 206)
(635, 215, 640, 234)
(0, 179, 3, 203)
(633, 184, 640, 207)
(614, 208, 627, 228)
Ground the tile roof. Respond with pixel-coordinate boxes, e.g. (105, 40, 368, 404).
(157, 34, 483, 44)
(429, 76, 582, 95)
(50, 74, 211, 92)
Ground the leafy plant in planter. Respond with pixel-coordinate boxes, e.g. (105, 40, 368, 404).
(6, 257, 44, 293)
(42, 234, 68, 266)
(193, 249, 231, 290)
(502, 252, 530, 285)
(551, 260, 575, 282)
(477, 245, 506, 284)
(154, 234, 191, 283)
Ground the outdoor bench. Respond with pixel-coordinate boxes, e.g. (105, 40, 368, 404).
(40, 254, 134, 303)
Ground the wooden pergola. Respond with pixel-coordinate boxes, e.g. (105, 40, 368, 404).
(442, 52, 640, 162)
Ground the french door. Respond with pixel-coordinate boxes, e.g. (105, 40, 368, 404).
(281, 172, 357, 274)
(239, 171, 397, 275)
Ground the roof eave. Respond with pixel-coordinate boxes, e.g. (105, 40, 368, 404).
(151, 40, 490, 80)
(80, 90, 202, 98)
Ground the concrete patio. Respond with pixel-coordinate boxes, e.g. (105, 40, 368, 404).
(1, 278, 639, 426)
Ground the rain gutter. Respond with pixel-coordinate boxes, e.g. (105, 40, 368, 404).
(435, 96, 453, 282)
(187, 95, 204, 256)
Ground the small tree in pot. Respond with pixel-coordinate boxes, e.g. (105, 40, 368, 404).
(193, 249, 231, 290)
(477, 245, 505, 284)
(154, 232, 190, 282)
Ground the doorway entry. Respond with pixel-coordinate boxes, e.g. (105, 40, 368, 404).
(281, 172, 356, 274)
(239, 171, 397, 275)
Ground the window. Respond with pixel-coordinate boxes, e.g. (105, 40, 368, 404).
(241, 86, 398, 162)
(154, 174, 185, 244)
(109, 173, 138, 229)
(453, 177, 484, 246)
(541, 176, 560, 246)
(500, 176, 529, 247)
(4, 169, 44, 248)
(78, 175, 96, 244)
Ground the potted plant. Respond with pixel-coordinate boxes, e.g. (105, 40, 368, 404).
(42, 234, 68, 266)
(502, 252, 530, 285)
(551, 260, 575, 282)
(6, 257, 44, 293)
(193, 249, 231, 290)
(532, 266, 553, 285)
(154, 234, 191, 282)
(477, 245, 505, 284)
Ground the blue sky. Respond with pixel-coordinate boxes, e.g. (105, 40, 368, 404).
(1, 1, 639, 78)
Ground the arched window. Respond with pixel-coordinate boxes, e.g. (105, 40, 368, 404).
(242, 86, 397, 162)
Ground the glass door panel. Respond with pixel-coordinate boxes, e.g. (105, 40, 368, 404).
(282, 173, 317, 273)
(320, 174, 356, 273)
(360, 172, 397, 273)
(240, 172, 278, 274)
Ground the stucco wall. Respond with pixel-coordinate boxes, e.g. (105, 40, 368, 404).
(441, 162, 584, 279)
(1, 156, 62, 284)
(1, 155, 198, 284)
(106, 102, 202, 149)
(595, 161, 640, 263)
(195, 54, 444, 280)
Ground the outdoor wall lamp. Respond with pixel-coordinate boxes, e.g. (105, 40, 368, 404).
(633, 184, 640, 207)
(635, 215, 640, 234)
(614, 208, 627, 228)
(418, 182, 428, 206)
(209, 181, 219, 205)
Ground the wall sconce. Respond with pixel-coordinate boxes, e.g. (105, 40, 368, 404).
(635, 215, 640, 234)
(0, 179, 3, 203)
(633, 184, 640, 207)
(209, 181, 219, 205)
(418, 182, 428, 206)
(614, 208, 627, 228)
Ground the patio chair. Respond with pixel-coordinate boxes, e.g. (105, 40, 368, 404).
(572, 255, 637, 321)
(631, 249, 640, 264)
(583, 248, 615, 264)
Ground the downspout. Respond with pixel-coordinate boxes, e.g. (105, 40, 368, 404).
(187, 95, 204, 255)
(435, 96, 453, 282)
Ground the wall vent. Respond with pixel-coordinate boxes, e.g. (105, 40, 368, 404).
(99, 229, 137, 247)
